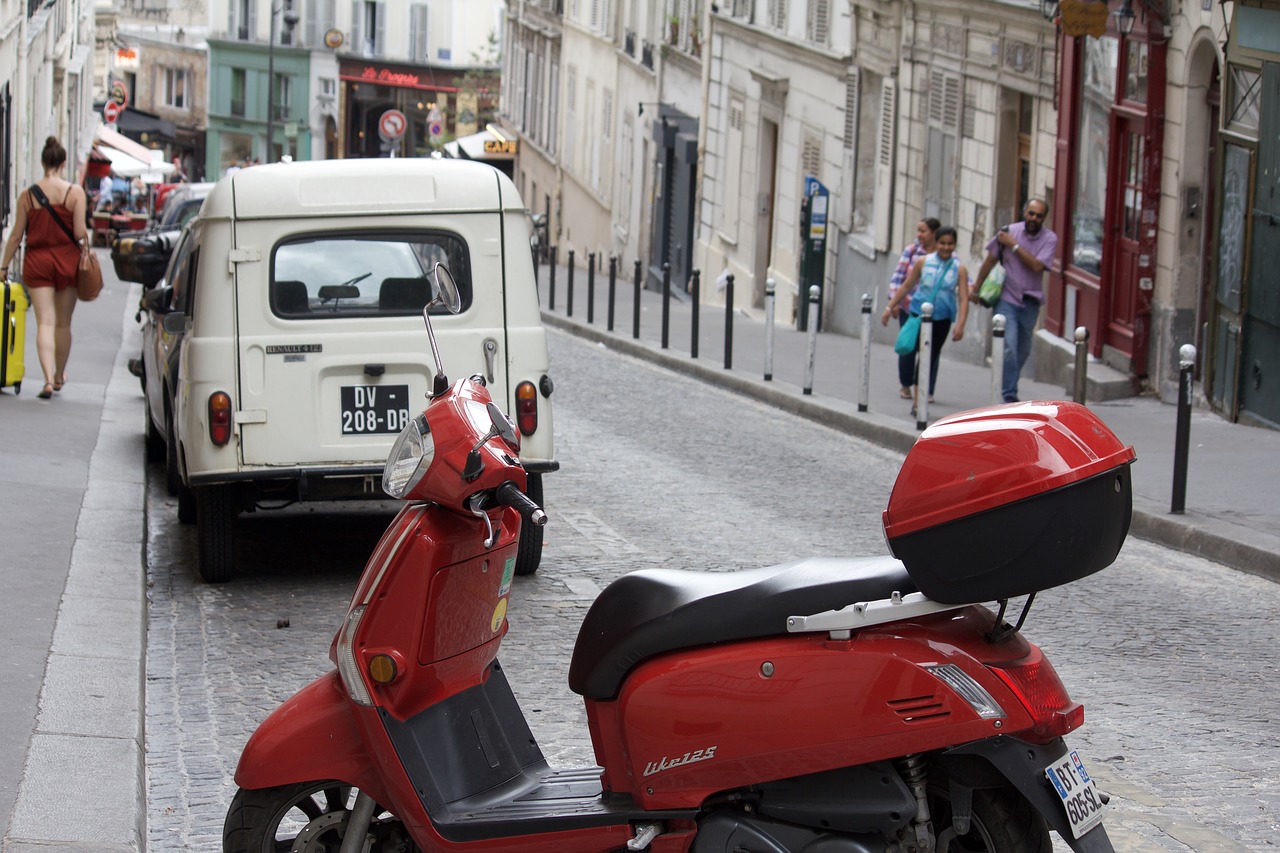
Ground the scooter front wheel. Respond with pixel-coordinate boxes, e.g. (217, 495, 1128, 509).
(223, 781, 412, 853)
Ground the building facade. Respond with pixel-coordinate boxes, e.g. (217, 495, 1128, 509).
(1, 0, 97, 227)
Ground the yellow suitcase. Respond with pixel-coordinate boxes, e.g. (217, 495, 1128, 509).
(2, 280, 30, 394)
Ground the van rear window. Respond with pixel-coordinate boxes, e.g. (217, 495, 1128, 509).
(270, 231, 472, 319)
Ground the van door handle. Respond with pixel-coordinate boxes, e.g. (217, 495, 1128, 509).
(483, 338, 498, 383)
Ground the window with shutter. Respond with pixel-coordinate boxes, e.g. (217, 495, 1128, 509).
(565, 65, 577, 173)
(806, 0, 829, 46)
(720, 96, 746, 238)
(768, 0, 787, 32)
(924, 70, 960, 226)
(410, 5, 429, 62)
(872, 76, 896, 250)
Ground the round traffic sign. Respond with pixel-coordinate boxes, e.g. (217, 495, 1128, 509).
(103, 101, 122, 123)
(378, 109, 407, 142)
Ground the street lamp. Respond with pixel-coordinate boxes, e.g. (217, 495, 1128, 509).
(265, 0, 299, 162)
(1113, 0, 1136, 34)
(1040, 0, 1060, 21)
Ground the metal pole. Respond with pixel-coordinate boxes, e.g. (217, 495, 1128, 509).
(266, 7, 277, 161)
(991, 314, 1006, 405)
(548, 245, 557, 311)
(607, 255, 617, 332)
(587, 252, 596, 324)
(803, 286, 820, 395)
(566, 249, 576, 317)
(632, 258, 642, 339)
(724, 274, 735, 370)
(1073, 326, 1090, 404)
(661, 262, 671, 349)
(764, 278, 776, 381)
(690, 269, 701, 359)
(858, 293, 873, 412)
(1171, 344, 1196, 514)
(917, 302, 934, 430)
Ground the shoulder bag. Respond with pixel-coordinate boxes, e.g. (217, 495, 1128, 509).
(894, 258, 954, 357)
(29, 185, 103, 302)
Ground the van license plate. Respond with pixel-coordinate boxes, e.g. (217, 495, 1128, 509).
(1045, 750, 1105, 839)
(341, 385, 411, 435)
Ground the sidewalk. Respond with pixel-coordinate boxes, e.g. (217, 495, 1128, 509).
(534, 258, 1280, 583)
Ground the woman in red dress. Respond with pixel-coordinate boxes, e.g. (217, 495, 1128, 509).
(0, 137, 89, 399)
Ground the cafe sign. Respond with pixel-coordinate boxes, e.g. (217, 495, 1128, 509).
(1059, 0, 1109, 37)
(483, 139, 518, 155)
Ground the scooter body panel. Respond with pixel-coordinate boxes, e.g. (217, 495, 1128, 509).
(232, 671, 389, 800)
(592, 607, 1043, 809)
(333, 500, 523, 723)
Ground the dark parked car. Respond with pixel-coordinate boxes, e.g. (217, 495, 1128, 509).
(111, 182, 213, 288)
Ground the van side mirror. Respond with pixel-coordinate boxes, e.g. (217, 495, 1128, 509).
(162, 312, 190, 334)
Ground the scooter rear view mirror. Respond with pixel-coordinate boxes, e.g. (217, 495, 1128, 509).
(423, 262, 462, 396)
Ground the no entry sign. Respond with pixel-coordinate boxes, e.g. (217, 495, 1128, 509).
(379, 109, 407, 142)
(103, 101, 122, 123)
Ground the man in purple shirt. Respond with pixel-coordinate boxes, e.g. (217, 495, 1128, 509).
(970, 199, 1058, 402)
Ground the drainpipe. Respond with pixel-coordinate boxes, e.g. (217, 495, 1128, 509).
(692, 1, 712, 288)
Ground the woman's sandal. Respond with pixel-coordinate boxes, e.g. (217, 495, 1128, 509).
(38, 384, 54, 399)
(53, 375, 66, 392)
(899, 387, 912, 399)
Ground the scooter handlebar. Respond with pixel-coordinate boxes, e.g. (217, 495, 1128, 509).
(495, 481, 548, 527)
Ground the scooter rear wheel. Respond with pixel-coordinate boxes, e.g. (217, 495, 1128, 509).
(930, 783, 1051, 852)
(223, 781, 412, 853)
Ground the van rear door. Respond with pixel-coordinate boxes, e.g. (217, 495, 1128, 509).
(232, 213, 510, 470)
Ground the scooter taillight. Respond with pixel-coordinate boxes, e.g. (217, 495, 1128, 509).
(989, 646, 1083, 740)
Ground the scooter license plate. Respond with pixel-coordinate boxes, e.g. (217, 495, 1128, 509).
(340, 384, 410, 435)
(1044, 750, 1106, 839)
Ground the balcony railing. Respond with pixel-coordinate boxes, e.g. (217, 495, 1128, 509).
(641, 39, 654, 70)
(230, 98, 245, 116)
(624, 29, 635, 57)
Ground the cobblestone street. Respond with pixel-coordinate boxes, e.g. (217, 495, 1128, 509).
(143, 330, 1280, 851)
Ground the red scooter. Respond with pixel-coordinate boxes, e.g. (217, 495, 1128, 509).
(225, 263, 1133, 853)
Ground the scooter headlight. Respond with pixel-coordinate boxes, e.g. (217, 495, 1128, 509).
(382, 414, 433, 499)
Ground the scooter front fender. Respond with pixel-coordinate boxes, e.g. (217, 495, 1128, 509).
(941, 737, 1114, 853)
(234, 670, 382, 796)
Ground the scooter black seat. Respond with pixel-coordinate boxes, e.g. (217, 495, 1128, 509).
(568, 556, 917, 700)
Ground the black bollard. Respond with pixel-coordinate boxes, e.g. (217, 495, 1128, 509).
(1171, 344, 1196, 514)
(661, 262, 671, 349)
(724, 274, 735, 370)
(607, 255, 617, 332)
(548, 245, 557, 311)
(633, 258, 642, 339)
(690, 269, 701, 359)
(587, 252, 596, 324)
(566, 249, 576, 318)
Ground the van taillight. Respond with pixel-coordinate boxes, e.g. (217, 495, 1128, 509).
(208, 392, 233, 446)
(990, 646, 1083, 741)
(515, 381, 538, 436)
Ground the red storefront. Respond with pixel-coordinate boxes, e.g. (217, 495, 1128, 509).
(338, 59, 500, 160)
(1047, 2, 1167, 380)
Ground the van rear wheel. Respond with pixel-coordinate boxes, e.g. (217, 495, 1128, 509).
(196, 485, 237, 583)
(515, 473, 544, 576)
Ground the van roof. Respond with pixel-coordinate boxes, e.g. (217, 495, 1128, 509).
(203, 158, 520, 221)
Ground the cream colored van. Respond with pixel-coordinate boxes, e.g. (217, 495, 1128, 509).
(167, 159, 556, 583)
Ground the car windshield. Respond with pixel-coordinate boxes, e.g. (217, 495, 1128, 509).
(270, 231, 472, 319)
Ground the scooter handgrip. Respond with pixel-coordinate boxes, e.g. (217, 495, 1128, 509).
(495, 481, 548, 526)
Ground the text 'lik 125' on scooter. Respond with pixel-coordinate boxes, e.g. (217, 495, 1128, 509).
(224, 261, 1133, 853)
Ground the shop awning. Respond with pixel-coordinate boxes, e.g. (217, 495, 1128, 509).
(115, 107, 178, 146)
(94, 124, 175, 182)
